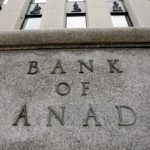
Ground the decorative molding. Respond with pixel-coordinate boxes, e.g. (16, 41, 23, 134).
(71, 2, 81, 12)
(30, 4, 41, 15)
(112, 1, 122, 12)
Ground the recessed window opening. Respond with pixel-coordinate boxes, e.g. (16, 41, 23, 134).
(107, 0, 133, 27)
(22, 17, 41, 30)
(66, 0, 86, 28)
(21, 0, 46, 30)
(111, 13, 132, 27)
(67, 16, 86, 28)
(32, 0, 46, 4)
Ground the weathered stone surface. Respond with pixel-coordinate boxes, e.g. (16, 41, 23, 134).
(0, 28, 150, 149)
(0, 28, 150, 47)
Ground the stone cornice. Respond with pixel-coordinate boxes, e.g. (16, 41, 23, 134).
(0, 27, 150, 49)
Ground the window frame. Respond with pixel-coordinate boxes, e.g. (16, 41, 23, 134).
(21, 1, 43, 30)
(66, 1, 87, 28)
(106, 0, 133, 27)
(31, 0, 46, 4)
(111, 12, 133, 27)
(21, 16, 42, 30)
(21, 14, 42, 30)
(66, 15, 86, 28)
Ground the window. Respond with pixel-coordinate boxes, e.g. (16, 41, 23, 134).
(107, 0, 132, 27)
(67, 16, 86, 28)
(32, 0, 46, 3)
(21, 0, 46, 30)
(111, 15, 131, 27)
(66, 1, 86, 28)
(22, 18, 41, 30)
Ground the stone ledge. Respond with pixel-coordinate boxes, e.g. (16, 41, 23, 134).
(0, 28, 150, 48)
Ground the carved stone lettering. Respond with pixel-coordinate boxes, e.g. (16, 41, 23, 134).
(51, 60, 66, 74)
(12, 104, 30, 126)
(27, 61, 39, 74)
(107, 60, 123, 73)
(79, 60, 93, 73)
(81, 82, 90, 96)
(83, 104, 101, 126)
(115, 105, 137, 126)
(47, 106, 65, 126)
(56, 82, 71, 96)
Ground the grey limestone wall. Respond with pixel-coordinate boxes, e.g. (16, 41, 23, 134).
(124, 0, 150, 27)
(0, 0, 31, 31)
(0, 28, 150, 149)
(0, 0, 150, 30)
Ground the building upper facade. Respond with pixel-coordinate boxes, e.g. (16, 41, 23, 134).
(0, 0, 150, 31)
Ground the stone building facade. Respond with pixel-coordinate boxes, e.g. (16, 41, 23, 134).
(0, 0, 150, 149)
(0, 0, 150, 30)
